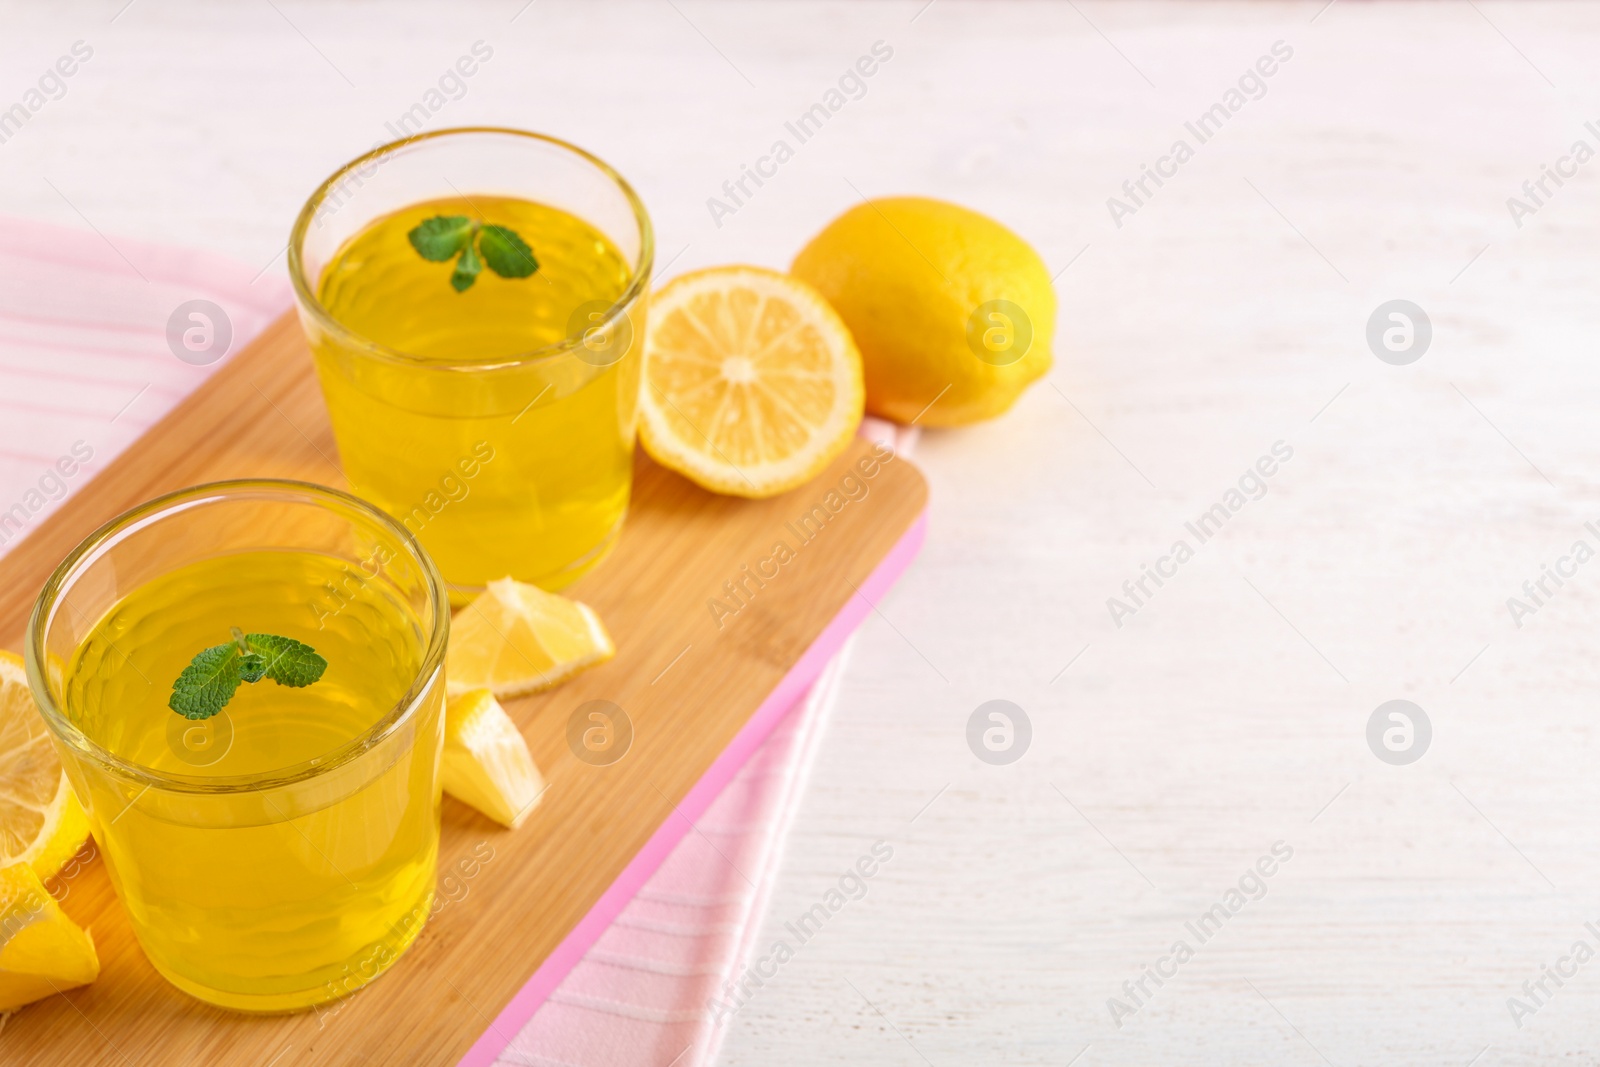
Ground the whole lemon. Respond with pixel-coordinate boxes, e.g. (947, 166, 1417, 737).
(791, 197, 1055, 426)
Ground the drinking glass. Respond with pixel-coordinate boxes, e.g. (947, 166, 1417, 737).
(26, 479, 449, 1012)
(289, 127, 655, 598)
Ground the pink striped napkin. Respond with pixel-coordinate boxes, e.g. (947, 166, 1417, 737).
(0, 216, 290, 550)
(494, 648, 853, 1067)
(0, 215, 912, 1067)
(493, 417, 915, 1067)
(487, 425, 915, 1067)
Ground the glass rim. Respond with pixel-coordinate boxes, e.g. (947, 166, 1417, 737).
(287, 125, 655, 371)
(25, 478, 452, 796)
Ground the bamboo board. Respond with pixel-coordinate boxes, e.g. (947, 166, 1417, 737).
(0, 311, 927, 1065)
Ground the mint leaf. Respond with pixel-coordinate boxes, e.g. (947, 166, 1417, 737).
(408, 216, 537, 292)
(244, 633, 327, 688)
(478, 225, 538, 279)
(169, 643, 243, 721)
(238, 652, 267, 684)
(169, 630, 325, 720)
(451, 243, 483, 292)
(408, 216, 475, 262)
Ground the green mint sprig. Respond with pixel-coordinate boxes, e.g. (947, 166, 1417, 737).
(408, 216, 538, 292)
(168, 628, 327, 720)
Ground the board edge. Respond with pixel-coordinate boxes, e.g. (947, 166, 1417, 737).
(453, 508, 929, 1067)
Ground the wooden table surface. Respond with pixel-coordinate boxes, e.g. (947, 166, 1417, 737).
(5, 2, 1600, 1064)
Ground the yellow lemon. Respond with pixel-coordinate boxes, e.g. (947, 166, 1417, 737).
(0, 863, 99, 1012)
(791, 196, 1055, 426)
(0, 651, 90, 882)
(442, 689, 545, 829)
(639, 266, 864, 497)
(446, 578, 614, 700)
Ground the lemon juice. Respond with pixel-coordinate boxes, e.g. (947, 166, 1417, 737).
(60, 548, 444, 1011)
(310, 194, 642, 594)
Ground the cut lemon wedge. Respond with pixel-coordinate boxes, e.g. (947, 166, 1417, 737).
(446, 578, 615, 700)
(0, 863, 99, 1012)
(640, 266, 865, 497)
(442, 689, 545, 829)
(0, 651, 89, 882)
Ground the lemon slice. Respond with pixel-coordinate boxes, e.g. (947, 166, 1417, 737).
(446, 578, 615, 700)
(0, 652, 89, 882)
(640, 266, 865, 498)
(0, 863, 99, 1012)
(442, 689, 545, 829)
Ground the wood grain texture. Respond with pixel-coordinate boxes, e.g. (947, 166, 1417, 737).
(0, 311, 926, 1065)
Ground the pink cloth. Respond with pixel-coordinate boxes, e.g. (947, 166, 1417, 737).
(494, 649, 852, 1067)
(0, 216, 291, 547)
(0, 216, 912, 1067)
(487, 430, 914, 1067)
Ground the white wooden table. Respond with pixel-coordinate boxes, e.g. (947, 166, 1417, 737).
(6, 2, 1600, 1063)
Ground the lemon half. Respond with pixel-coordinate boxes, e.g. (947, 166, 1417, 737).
(0, 652, 89, 882)
(639, 266, 864, 497)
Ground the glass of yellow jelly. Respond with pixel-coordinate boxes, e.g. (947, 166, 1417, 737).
(289, 127, 655, 598)
(25, 480, 450, 1012)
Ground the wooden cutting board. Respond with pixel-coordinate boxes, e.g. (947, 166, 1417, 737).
(0, 311, 927, 1065)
